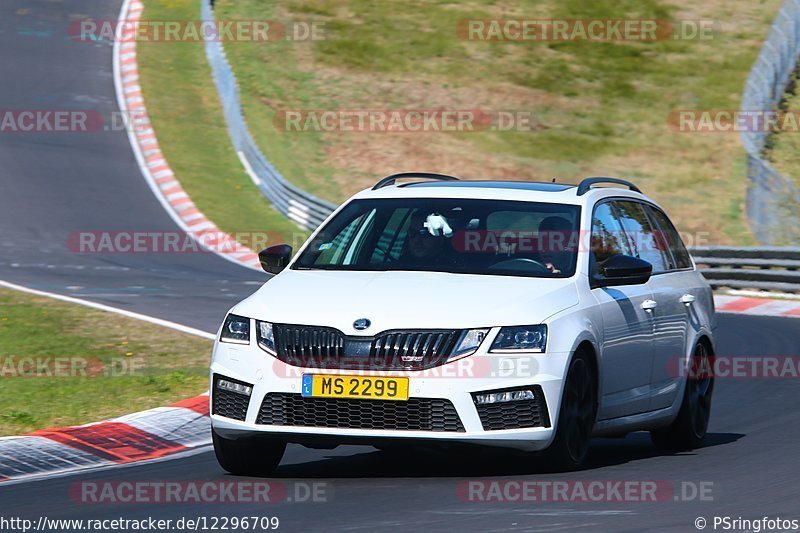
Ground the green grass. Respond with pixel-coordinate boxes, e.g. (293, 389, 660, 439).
(137, 0, 781, 244)
(136, 0, 305, 247)
(209, 0, 780, 244)
(0, 289, 212, 436)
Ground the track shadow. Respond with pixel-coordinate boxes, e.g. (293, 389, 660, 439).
(580, 431, 743, 470)
(269, 431, 745, 479)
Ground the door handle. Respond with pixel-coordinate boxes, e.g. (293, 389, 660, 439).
(642, 299, 658, 311)
(680, 294, 696, 306)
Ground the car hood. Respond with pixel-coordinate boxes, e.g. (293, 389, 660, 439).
(232, 270, 579, 333)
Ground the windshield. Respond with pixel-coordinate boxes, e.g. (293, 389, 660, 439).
(293, 198, 581, 278)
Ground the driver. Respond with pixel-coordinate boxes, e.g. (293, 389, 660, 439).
(538, 216, 574, 275)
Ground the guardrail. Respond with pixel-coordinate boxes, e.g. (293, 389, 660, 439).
(740, 0, 800, 245)
(691, 246, 800, 292)
(201, 0, 337, 230)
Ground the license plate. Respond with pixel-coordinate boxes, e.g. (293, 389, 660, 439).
(301, 374, 409, 401)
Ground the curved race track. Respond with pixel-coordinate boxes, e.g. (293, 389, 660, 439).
(1, 0, 799, 531)
(0, 0, 262, 331)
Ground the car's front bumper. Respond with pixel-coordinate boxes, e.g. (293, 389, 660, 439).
(210, 341, 571, 452)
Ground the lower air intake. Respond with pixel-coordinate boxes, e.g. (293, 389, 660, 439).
(257, 393, 464, 432)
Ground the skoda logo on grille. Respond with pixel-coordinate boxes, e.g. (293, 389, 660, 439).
(353, 318, 371, 331)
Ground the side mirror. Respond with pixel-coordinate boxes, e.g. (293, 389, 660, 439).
(258, 244, 293, 275)
(593, 254, 652, 288)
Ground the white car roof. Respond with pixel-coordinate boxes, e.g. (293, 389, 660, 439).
(349, 179, 659, 209)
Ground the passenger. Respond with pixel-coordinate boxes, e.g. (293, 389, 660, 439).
(404, 213, 450, 264)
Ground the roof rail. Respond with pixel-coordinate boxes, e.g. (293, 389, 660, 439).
(576, 176, 641, 196)
(372, 172, 460, 190)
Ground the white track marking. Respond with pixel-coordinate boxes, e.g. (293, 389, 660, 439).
(0, 279, 215, 340)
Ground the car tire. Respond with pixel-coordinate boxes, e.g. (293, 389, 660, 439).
(212, 429, 286, 476)
(543, 350, 597, 471)
(650, 340, 714, 450)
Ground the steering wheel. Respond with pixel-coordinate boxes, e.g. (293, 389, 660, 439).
(488, 258, 550, 274)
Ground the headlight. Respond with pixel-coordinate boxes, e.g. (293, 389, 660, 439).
(489, 325, 547, 353)
(219, 314, 250, 344)
(447, 328, 490, 362)
(255, 320, 276, 355)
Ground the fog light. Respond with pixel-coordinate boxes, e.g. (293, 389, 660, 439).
(217, 379, 252, 396)
(474, 389, 534, 405)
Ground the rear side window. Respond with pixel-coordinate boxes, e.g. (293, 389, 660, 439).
(613, 201, 672, 273)
(646, 206, 693, 270)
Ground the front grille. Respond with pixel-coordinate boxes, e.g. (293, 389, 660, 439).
(274, 324, 345, 359)
(271, 324, 461, 370)
(371, 330, 461, 369)
(257, 393, 465, 432)
(474, 386, 550, 431)
(211, 375, 251, 421)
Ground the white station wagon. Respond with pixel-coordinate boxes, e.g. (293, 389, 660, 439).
(210, 173, 715, 474)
